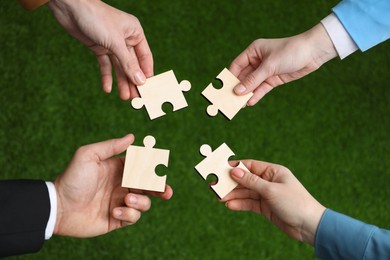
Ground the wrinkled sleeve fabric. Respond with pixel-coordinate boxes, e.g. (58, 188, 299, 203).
(0, 180, 50, 257)
(315, 209, 390, 259)
(332, 0, 390, 51)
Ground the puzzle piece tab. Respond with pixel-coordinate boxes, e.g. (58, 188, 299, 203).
(202, 68, 253, 120)
(131, 70, 191, 120)
(122, 135, 169, 192)
(194, 142, 250, 199)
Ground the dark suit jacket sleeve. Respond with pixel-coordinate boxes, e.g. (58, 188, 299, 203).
(0, 180, 50, 257)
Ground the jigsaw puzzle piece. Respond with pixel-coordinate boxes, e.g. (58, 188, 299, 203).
(194, 143, 249, 199)
(121, 135, 169, 192)
(131, 70, 191, 120)
(202, 68, 253, 120)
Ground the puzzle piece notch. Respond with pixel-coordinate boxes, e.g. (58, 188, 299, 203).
(121, 135, 169, 192)
(195, 143, 249, 199)
(131, 70, 191, 120)
(202, 68, 254, 120)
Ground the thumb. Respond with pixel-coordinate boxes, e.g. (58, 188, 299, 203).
(233, 63, 271, 95)
(231, 167, 268, 194)
(82, 133, 134, 161)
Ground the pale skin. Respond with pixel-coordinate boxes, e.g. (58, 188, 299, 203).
(48, 0, 153, 100)
(53, 134, 173, 237)
(230, 23, 338, 106)
(222, 160, 326, 245)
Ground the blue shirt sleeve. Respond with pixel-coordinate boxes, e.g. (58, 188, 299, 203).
(332, 0, 390, 51)
(315, 209, 390, 259)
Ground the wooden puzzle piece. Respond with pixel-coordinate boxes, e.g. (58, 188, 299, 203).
(194, 142, 250, 199)
(131, 70, 191, 120)
(202, 68, 253, 120)
(121, 135, 169, 192)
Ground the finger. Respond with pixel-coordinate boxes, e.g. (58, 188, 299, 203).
(129, 85, 140, 100)
(124, 193, 151, 212)
(228, 160, 240, 167)
(96, 54, 113, 93)
(234, 63, 272, 96)
(112, 207, 141, 225)
(80, 133, 134, 161)
(229, 49, 251, 77)
(230, 167, 268, 194)
(225, 199, 261, 213)
(236, 65, 256, 82)
(246, 81, 274, 106)
(111, 41, 146, 86)
(128, 184, 173, 200)
(134, 37, 154, 78)
(147, 185, 174, 200)
(238, 160, 277, 177)
(125, 48, 141, 99)
(220, 187, 261, 202)
(111, 55, 131, 100)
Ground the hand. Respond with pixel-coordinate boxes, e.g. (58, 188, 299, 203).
(230, 23, 337, 106)
(222, 160, 326, 245)
(53, 134, 173, 238)
(48, 0, 153, 100)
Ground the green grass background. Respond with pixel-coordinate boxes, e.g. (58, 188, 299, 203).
(1, 0, 390, 259)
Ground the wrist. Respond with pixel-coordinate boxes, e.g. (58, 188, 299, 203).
(301, 202, 327, 245)
(304, 23, 338, 66)
(53, 179, 63, 235)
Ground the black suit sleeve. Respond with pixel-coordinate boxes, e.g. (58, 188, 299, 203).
(0, 180, 51, 257)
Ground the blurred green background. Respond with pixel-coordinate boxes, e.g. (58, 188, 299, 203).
(1, 0, 390, 259)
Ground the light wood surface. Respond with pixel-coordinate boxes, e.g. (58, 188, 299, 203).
(132, 70, 191, 120)
(202, 68, 253, 120)
(122, 136, 169, 192)
(195, 143, 249, 199)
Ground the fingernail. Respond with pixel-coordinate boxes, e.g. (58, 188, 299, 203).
(114, 209, 122, 217)
(234, 84, 246, 94)
(134, 72, 146, 85)
(128, 195, 137, 204)
(232, 169, 244, 178)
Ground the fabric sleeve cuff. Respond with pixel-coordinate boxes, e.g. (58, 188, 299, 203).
(44, 182, 57, 240)
(321, 13, 358, 59)
(315, 208, 377, 259)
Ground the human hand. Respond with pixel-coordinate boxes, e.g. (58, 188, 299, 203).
(222, 160, 326, 245)
(48, 0, 153, 100)
(230, 23, 337, 106)
(53, 134, 173, 238)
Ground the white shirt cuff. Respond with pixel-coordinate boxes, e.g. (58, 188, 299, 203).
(321, 13, 358, 59)
(45, 181, 57, 240)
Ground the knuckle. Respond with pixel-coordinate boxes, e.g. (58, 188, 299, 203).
(262, 184, 276, 196)
(74, 146, 90, 157)
(251, 38, 265, 48)
(247, 173, 260, 187)
(132, 16, 142, 28)
(244, 73, 258, 88)
(252, 39, 261, 46)
(125, 60, 140, 72)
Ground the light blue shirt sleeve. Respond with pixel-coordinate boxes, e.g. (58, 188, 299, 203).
(315, 209, 390, 259)
(332, 0, 390, 51)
